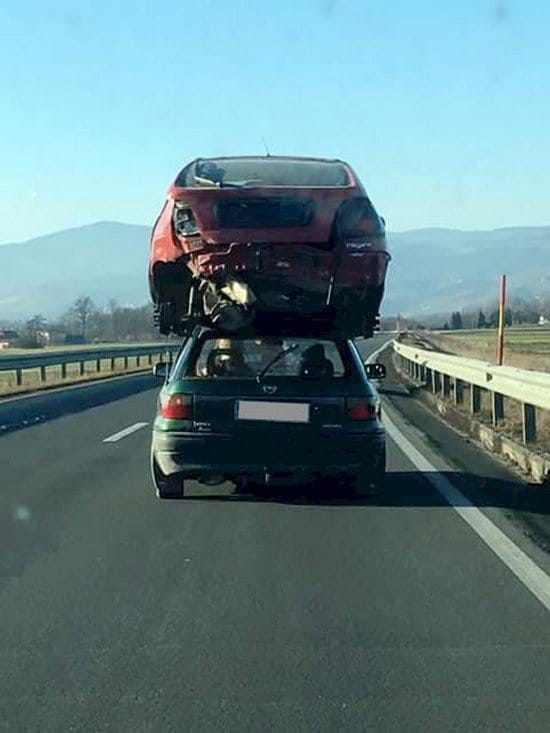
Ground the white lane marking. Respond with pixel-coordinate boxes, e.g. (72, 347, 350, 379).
(367, 337, 395, 363)
(384, 412, 550, 612)
(367, 339, 550, 612)
(103, 422, 148, 443)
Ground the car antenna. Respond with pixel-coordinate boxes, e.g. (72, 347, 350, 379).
(262, 137, 271, 157)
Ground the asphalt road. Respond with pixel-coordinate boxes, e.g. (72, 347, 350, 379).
(1, 335, 550, 732)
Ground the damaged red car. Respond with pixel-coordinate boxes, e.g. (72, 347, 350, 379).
(149, 155, 391, 338)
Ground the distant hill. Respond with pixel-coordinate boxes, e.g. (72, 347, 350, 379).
(1, 221, 548, 321)
(383, 226, 550, 316)
(0, 222, 150, 320)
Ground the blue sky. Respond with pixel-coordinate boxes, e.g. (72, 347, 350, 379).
(1, 0, 549, 243)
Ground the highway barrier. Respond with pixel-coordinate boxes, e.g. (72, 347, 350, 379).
(0, 344, 178, 390)
(393, 339, 550, 446)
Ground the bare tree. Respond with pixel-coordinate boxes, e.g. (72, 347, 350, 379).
(21, 314, 47, 348)
(72, 296, 95, 340)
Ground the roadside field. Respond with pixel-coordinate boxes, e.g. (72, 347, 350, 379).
(0, 341, 167, 357)
(421, 327, 550, 372)
(402, 328, 550, 454)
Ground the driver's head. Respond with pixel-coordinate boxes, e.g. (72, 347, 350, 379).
(301, 343, 326, 364)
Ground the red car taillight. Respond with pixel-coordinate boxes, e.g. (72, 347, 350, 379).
(159, 393, 193, 419)
(173, 202, 199, 237)
(346, 398, 378, 421)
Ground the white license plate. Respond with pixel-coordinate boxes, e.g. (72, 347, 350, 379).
(236, 400, 310, 423)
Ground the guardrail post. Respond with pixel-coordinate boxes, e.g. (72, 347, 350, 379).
(124, 356, 129, 370)
(522, 403, 537, 444)
(148, 354, 153, 365)
(431, 369, 437, 394)
(137, 355, 141, 367)
(16, 369, 23, 386)
(80, 361, 85, 376)
(40, 366, 47, 383)
(492, 392, 504, 425)
(96, 359, 101, 373)
(453, 378, 464, 405)
(61, 363, 67, 379)
(470, 385, 481, 414)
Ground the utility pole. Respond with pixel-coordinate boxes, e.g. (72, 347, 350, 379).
(497, 274, 506, 365)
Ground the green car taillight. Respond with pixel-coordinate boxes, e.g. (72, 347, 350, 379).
(159, 393, 193, 419)
(346, 398, 378, 421)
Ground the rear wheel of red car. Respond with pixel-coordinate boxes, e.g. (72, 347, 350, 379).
(151, 452, 185, 500)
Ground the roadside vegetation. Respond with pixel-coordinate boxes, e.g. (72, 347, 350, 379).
(0, 296, 161, 350)
(414, 327, 550, 373)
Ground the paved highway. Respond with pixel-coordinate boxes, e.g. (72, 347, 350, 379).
(1, 335, 549, 732)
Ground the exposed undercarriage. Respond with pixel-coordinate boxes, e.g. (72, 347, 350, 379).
(150, 257, 385, 339)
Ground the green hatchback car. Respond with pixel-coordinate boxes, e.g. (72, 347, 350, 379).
(150, 328, 386, 499)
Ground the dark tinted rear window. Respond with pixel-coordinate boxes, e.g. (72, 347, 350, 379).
(176, 158, 351, 188)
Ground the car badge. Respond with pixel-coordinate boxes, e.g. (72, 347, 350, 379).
(262, 384, 277, 395)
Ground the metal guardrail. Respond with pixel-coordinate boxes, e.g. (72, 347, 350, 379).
(0, 344, 178, 388)
(393, 340, 550, 444)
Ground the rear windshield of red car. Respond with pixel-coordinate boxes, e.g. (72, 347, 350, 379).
(175, 158, 351, 188)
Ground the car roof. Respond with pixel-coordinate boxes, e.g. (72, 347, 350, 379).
(189, 155, 349, 165)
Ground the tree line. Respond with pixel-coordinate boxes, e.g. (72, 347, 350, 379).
(442, 301, 543, 331)
(13, 297, 162, 348)
(381, 295, 549, 333)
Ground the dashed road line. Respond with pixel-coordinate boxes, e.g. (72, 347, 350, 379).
(103, 422, 149, 443)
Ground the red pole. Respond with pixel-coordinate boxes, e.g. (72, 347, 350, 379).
(497, 274, 506, 365)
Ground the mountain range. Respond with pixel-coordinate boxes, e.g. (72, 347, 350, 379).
(0, 222, 548, 322)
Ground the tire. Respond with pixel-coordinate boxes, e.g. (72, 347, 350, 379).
(154, 302, 174, 335)
(151, 452, 185, 499)
(351, 448, 386, 498)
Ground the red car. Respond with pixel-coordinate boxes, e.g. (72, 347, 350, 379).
(149, 156, 390, 338)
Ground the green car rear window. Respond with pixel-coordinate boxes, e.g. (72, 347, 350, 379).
(180, 337, 347, 379)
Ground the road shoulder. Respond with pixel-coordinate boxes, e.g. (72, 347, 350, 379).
(375, 341, 550, 571)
